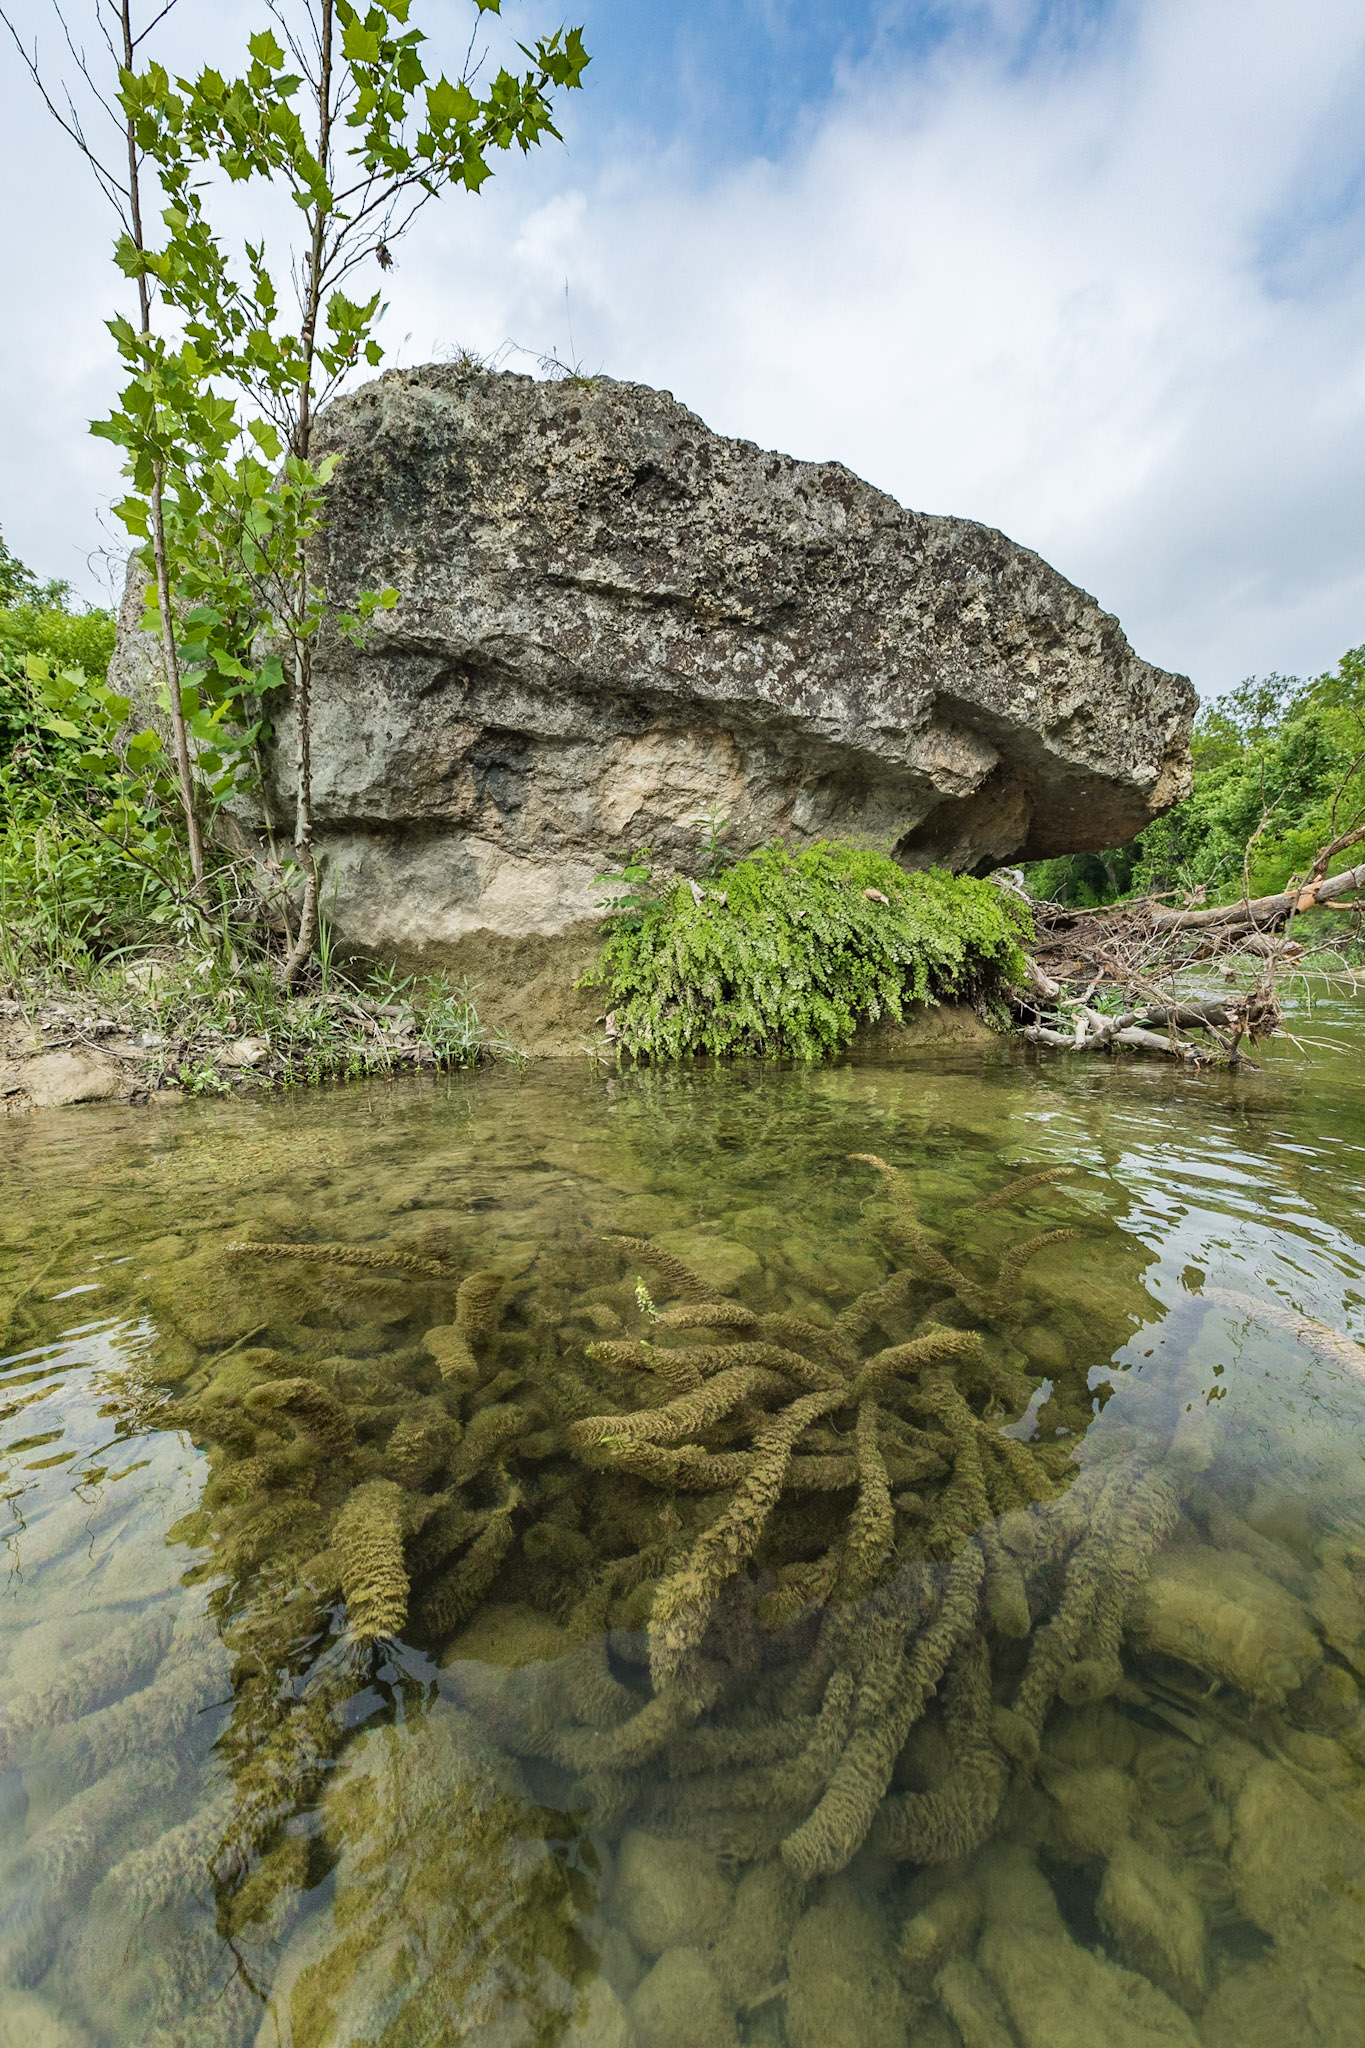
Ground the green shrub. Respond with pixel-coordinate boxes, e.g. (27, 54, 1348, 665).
(0, 796, 206, 984)
(1, 603, 117, 682)
(583, 840, 1031, 1062)
(1027, 647, 1365, 909)
(1, 545, 118, 799)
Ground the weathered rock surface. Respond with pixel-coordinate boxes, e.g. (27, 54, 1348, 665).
(113, 368, 1194, 1043)
(0, 1045, 139, 1112)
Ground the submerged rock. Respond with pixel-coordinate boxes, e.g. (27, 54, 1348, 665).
(785, 1878, 910, 2048)
(0, 1991, 91, 2048)
(1200, 1937, 1365, 2048)
(711, 1858, 803, 2007)
(650, 1232, 761, 1294)
(1128, 1544, 1322, 1702)
(970, 1844, 1200, 2048)
(1043, 1762, 1138, 1863)
(112, 370, 1193, 1045)
(564, 1975, 636, 2048)
(259, 1701, 594, 2047)
(615, 1830, 733, 1957)
(629, 1947, 738, 2048)
(1229, 1758, 1365, 1938)
(1097, 1837, 1208, 2010)
(440, 1600, 571, 1669)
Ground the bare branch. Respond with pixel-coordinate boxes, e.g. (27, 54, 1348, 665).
(0, 3, 129, 212)
(129, 0, 179, 51)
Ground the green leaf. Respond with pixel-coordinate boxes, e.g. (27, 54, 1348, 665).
(248, 29, 285, 67)
(248, 417, 283, 460)
(341, 20, 381, 61)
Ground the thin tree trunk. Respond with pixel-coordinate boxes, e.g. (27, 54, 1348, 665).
(279, 625, 318, 987)
(120, 2, 204, 885)
(278, 0, 333, 984)
(148, 461, 205, 883)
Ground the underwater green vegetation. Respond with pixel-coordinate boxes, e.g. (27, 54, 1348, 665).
(584, 842, 1032, 1060)
(2, 1054, 1365, 2048)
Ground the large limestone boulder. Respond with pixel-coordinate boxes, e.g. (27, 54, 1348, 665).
(112, 369, 1194, 1043)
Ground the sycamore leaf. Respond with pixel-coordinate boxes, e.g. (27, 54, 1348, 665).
(249, 417, 283, 460)
(342, 19, 381, 61)
(427, 74, 477, 128)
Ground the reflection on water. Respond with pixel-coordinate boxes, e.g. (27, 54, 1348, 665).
(1, 1023, 1364, 2047)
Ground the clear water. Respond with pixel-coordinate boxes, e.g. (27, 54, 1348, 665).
(2, 1018, 1364, 2048)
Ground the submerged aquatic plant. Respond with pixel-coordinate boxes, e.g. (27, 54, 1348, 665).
(11, 1141, 1364, 2048)
(494, 1157, 1181, 1882)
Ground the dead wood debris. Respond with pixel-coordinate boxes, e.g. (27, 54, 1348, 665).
(1002, 838, 1365, 1070)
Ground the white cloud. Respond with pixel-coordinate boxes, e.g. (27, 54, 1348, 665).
(3, 0, 1364, 692)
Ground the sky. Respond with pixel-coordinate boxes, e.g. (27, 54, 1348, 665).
(2, 0, 1364, 696)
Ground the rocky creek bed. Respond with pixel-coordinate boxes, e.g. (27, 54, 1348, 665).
(0, 1024, 1363, 2047)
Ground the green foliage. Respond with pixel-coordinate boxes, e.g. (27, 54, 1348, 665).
(1022, 847, 1137, 910)
(1, 531, 119, 804)
(0, 604, 115, 683)
(1026, 645, 1365, 908)
(0, 805, 173, 980)
(1132, 647, 1364, 903)
(584, 841, 1031, 1062)
(592, 846, 662, 929)
(0, 599, 208, 1004)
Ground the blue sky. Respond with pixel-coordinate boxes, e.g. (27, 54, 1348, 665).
(2, 0, 1364, 695)
(567, 1, 1125, 166)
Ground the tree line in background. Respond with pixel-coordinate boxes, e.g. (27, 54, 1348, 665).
(1026, 645, 1365, 911)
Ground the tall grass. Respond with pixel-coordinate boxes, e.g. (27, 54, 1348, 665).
(0, 569, 516, 1082)
(0, 790, 512, 1085)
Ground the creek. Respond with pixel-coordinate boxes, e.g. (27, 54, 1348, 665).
(1, 1007, 1364, 2048)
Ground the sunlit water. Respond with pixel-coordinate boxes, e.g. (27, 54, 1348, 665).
(2, 1011, 1364, 2048)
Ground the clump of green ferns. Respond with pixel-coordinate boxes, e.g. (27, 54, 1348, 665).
(583, 840, 1031, 1060)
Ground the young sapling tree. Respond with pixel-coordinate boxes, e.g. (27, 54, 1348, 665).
(2, 0, 214, 882)
(125, 0, 589, 980)
(6, 0, 588, 980)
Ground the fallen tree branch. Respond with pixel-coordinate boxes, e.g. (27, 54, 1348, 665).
(1004, 850, 1364, 1066)
(1147, 855, 1365, 933)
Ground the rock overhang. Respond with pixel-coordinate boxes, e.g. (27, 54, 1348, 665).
(295, 367, 1193, 882)
(109, 365, 1195, 999)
